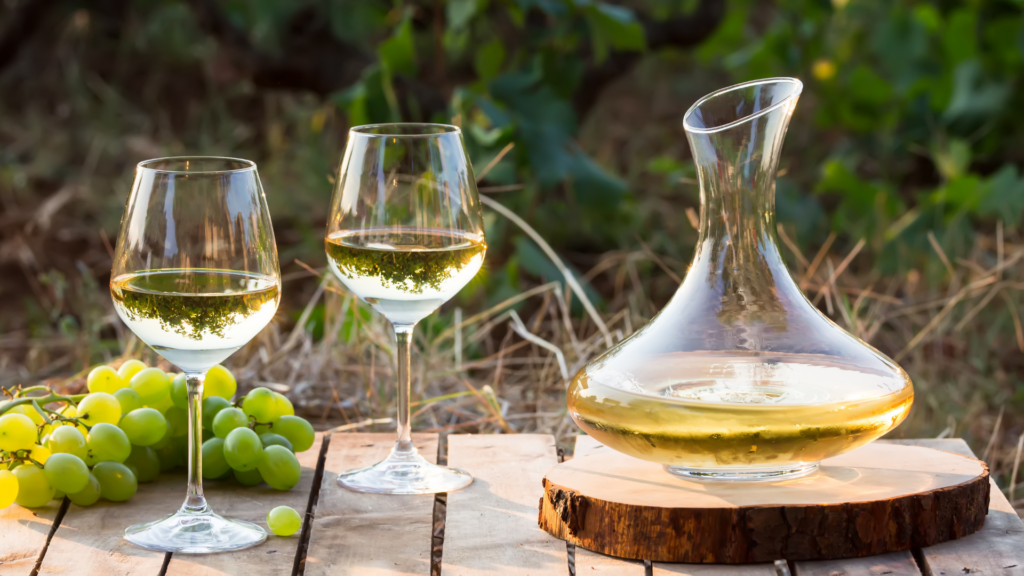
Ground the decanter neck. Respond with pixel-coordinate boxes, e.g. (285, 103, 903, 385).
(680, 79, 803, 341)
(689, 128, 784, 262)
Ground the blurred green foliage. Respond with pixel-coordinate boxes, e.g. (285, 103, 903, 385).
(2, 0, 1024, 340)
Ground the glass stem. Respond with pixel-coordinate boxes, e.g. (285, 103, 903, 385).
(393, 323, 416, 455)
(182, 371, 210, 514)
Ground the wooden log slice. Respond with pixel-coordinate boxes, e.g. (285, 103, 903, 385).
(538, 442, 989, 563)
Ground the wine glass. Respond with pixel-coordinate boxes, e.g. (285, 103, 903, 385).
(112, 157, 281, 552)
(326, 124, 486, 494)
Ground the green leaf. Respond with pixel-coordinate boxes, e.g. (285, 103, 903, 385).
(583, 3, 646, 62)
(329, 1, 389, 45)
(932, 139, 972, 181)
(943, 60, 1011, 123)
(474, 39, 506, 81)
(489, 71, 627, 206)
(377, 15, 417, 76)
(938, 174, 984, 212)
(943, 8, 978, 64)
(979, 166, 1024, 226)
(447, 0, 478, 32)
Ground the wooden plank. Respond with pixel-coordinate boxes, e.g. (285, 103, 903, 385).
(442, 434, 566, 576)
(886, 439, 1024, 576)
(165, 433, 325, 576)
(37, 476, 178, 575)
(575, 549, 645, 574)
(793, 550, 920, 576)
(653, 563, 777, 575)
(304, 433, 438, 576)
(0, 498, 64, 575)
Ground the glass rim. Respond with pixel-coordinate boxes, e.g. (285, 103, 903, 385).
(349, 123, 462, 138)
(137, 156, 257, 175)
(683, 77, 804, 135)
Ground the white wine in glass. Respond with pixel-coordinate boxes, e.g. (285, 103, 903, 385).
(113, 157, 281, 553)
(326, 124, 486, 494)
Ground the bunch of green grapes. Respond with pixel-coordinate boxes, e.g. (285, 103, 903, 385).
(1, 360, 316, 512)
(202, 386, 313, 491)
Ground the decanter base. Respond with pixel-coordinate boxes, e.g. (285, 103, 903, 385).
(664, 461, 819, 482)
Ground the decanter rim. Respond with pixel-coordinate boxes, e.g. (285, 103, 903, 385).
(683, 77, 804, 135)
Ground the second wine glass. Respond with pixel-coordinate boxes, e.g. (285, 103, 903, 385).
(326, 124, 486, 494)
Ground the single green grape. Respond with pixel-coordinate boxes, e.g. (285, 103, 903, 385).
(113, 388, 142, 415)
(10, 404, 45, 425)
(43, 453, 90, 494)
(26, 444, 51, 465)
(201, 437, 231, 479)
(130, 368, 171, 406)
(117, 359, 147, 382)
(234, 467, 263, 486)
(124, 446, 161, 483)
(213, 408, 248, 439)
(204, 365, 237, 400)
(224, 428, 263, 471)
(273, 416, 316, 453)
(164, 407, 188, 437)
(92, 461, 137, 502)
(68, 472, 101, 506)
(14, 465, 56, 508)
(267, 505, 302, 536)
(171, 373, 188, 410)
(0, 469, 18, 508)
(0, 413, 40, 452)
(119, 408, 168, 446)
(77, 392, 122, 426)
(241, 387, 277, 423)
(273, 392, 295, 417)
(202, 396, 231, 430)
(47, 426, 89, 461)
(147, 393, 175, 414)
(53, 489, 65, 501)
(87, 366, 125, 394)
(87, 423, 131, 464)
(149, 427, 172, 450)
(259, 433, 293, 452)
(257, 445, 301, 490)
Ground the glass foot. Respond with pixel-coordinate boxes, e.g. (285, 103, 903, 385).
(338, 443, 472, 495)
(124, 509, 267, 554)
(665, 461, 819, 482)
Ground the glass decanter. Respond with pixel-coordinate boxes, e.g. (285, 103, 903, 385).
(567, 78, 913, 482)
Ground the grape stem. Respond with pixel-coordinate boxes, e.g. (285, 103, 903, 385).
(248, 416, 273, 430)
(8, 385, 53, 396)
(0, 394, 87, 416)
(3, 450, 46, 469)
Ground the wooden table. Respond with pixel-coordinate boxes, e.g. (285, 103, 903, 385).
(1, 434, 1021, 575)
